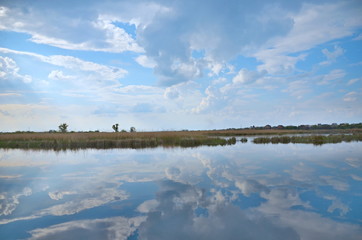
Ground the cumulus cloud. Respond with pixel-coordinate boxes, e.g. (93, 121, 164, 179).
(1, 0, 362, 87)
(135, 0, 300, 85)
(232, 69, 266, 85)
(164, 87, 180, 100)
(138, 180, 300, 240)
(135, 55, 156, 68)
(165, 167, 181, 180)
(255, 52, 307, 74)
(258, 188, 362, 240)
(235, 179, 270, 197)
(137, 199, 159, 213)
(0, 56, 32, 83)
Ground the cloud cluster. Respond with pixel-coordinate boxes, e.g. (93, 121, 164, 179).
(138, 180, 300, 240)
(3, 0, 361, 86)
(0, 48, 127, 91)
(0, 4, 142, 53)
(29, 216, 145, 240)
(0, 187, 32, 216)
(0, 56, 32, 84)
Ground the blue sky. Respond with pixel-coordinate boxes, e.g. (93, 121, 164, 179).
(0, 0, 361, 132)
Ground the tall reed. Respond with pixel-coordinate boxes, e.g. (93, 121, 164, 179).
(252, 134, 362, 145)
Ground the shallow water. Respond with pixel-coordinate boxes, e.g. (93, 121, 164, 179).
(0, 140, 361, 239)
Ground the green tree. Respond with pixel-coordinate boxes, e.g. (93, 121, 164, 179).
(130, 126, 136, 132)
(58, 123, 68, 133)
(112, 123, 119, 132)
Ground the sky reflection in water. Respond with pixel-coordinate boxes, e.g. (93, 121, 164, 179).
(0, 141, 362, 239)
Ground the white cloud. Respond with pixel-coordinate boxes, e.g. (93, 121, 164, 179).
(235, 179, 270, 197)
(0, 5, 142, 53)
(327, 198, 350, 216)
(347, 78, 361, 85)
(254, 1, 361, 74)
(0, 48, 127, 88)
(264, 2, 361, 54)
(320, 176, 349, 191)
(45, 55, 127, 80)
(345, 157, 362, 168)
(29, 216, 145, 240)
(320, 45, 345, 65)
(137, 199, 159, 213)
(0, 56, 32, 83)
(135, 55, 156, 68)
(0, 6, 8, 17)
(0, 93, 22, 97)
(343, 92, 357, 102)
(232, 69, 265, 84)
(138, 180, 300, 240)
(164, 87, 180, 100)
(255, 52, 307, 74)
(0, 187, 32, 216)
(283, 80, 310, 99)
(41, 188, 127, 216)
(48, 191, 76, 201)
(319, 69, 346, 85)
(350, 174, 362, 181)
(1, 0, 361, 87)
(48, 70, 75, 81)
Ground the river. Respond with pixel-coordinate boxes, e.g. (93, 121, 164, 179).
(0, 139, 361, 239)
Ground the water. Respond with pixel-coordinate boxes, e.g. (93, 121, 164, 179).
(0, 140, 361, 239)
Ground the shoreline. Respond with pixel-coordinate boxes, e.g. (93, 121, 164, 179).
(0, 129, 361, 150)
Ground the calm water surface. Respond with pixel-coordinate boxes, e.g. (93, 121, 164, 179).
(0, 140, 361, 239)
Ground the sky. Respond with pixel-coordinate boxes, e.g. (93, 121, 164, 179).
(0, 0, 361, 132)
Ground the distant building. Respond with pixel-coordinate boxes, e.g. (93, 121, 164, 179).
(277, 125, 284, 129)
(264, 125, 272, 129)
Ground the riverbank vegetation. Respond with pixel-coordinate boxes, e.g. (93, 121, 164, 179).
(253, 133, 362, 145)
(1, 126, 361, 150)
(0, 131, 237, 150)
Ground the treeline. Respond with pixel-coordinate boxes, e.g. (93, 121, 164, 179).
(244, 122, 362, 130)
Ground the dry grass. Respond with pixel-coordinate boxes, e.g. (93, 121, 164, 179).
(0, 128, 361, 150)
(253, 133, 362, 145)
(0, 131, 236, 150)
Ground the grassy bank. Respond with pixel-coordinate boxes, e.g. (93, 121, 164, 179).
(0, 131, 237, 150)
(1, 129, 361, 150)
(253, 133, 362, 145)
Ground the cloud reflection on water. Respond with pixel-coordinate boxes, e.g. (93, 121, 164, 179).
(0, 143, 361, 239)
(138, 180, 300, 240)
